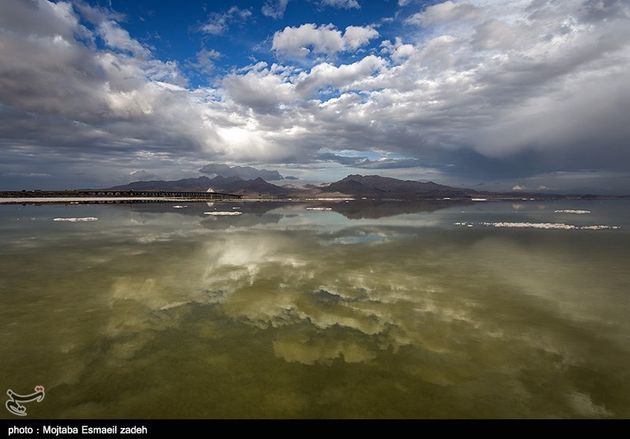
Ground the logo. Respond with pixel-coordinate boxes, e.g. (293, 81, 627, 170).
(5, 386, 45, 416)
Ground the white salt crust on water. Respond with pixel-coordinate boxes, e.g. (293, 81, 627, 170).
(204, 211, 243, 216)
(554, 209, 591, 214)
(305, 198, 355, 201)
(455, 221, 620, 230)
(306, 207, 333, 211)
(53, 217, 99, 222)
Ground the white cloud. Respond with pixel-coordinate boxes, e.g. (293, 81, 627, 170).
(272, 23, 379, 57)
(295, 55, 386, 95)
(222, 65, 298, 113)
(343, 25, 379, 50)
(406, 1, 480, 26)
(262, 0, 289, 19)
(471, 19, 517, 50)
(200, 6, 252, 35)
(381, 37, 415, 64)
(240, 0, 630, 177)
(191, 48, 222, 74)
(320, 0, 360, 9)
(97, 20, 149, 57)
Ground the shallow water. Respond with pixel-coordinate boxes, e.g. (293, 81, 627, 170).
(1, 200, 629, 418)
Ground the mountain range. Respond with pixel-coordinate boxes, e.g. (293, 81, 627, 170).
(106, 174, 485, 199)
(323, 175, 478, 198)
(107, 176, 291, 196)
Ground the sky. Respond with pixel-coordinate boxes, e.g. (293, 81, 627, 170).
(0, 0, 629, 193)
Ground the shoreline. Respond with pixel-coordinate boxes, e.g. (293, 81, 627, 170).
(0, 197, 207, 204)
(0, 196, 624, 205)
(0, 196, 356, 204)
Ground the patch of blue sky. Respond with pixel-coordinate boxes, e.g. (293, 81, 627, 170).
(99, 0, 436, 88)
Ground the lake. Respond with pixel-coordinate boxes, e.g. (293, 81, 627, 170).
(1, 199, 629, 418)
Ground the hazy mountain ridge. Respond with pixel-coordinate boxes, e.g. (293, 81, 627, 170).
(106, 174, 480, 199)
(107, 175, 290, 196)
(322, 175, 477, 199)
(3, 174, 622, 199)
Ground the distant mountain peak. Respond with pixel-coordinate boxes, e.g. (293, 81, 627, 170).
(324, 174, 475, 199)
(104, 173, 479, 199)
(106, 175, 289, 197)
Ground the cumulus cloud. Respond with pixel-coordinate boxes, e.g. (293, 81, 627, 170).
(294, 55, 386, 95)
(406, 1, 481, 26)
(261, 0, 630, 188)
(380, 37, 415, 63)
(0, 0, 290, 188)
(271, 23, 379, 57)
(343, 25, 380, 49)
(221, 62, 298, 113)
(471, 18, 517, 50)
(262, 0, 289, 19)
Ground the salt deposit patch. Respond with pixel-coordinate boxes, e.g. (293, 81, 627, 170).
(454, 222, 474, 228)
(482, 222, 619, 230)
(53, 217, 99, 222)
(455, 221, 620, 230)
(306, 207, 333, 211)
(305, 197, 354, 201)
(554, 209, 591, 214)
(204, 211, 242, 216)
